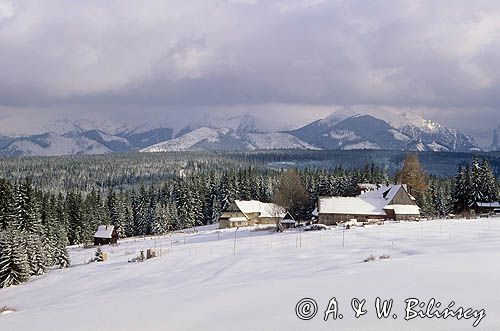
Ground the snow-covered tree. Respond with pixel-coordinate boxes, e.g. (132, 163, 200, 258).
(0, 178, 16, 231)
(25, 234, 47, 276)
(94, 247, 104, 262)
(152, 204, 170, 235)
(0, 230, 30, 288)
(14, 179, 42, 234)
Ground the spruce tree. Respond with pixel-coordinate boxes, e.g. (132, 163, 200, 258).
(452, 165, 474, 213)
(0, 230, 30, 288)
(54, 227, 71, 268)
(470, 157, 482, 206)
(14, 179, 42, 234)
(25, 234, 47, 276)
(0, 178, 16, 231)
(152, 204, 169, 235)
(478, 159, 498, 203)
(66, 191, 84, 245)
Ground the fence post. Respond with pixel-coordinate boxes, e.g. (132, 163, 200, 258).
(233, 227, 239, 255)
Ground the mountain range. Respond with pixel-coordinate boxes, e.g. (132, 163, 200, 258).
(0, 109, 494, 157)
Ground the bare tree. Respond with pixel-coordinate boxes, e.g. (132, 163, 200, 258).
(396, 153, 428, 201)
(273, 170, 310, 221)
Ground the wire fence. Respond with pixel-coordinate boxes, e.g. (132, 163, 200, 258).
(72, 217, 500, 265)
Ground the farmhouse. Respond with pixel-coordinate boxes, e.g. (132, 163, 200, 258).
(219, 200, 293, 229)
(94, 225, 118, 246)
(317, 184, 420, 225)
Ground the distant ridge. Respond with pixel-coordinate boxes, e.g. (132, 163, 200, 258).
(0, 110, 481, 156)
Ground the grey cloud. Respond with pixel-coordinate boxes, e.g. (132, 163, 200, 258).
(0, 0, 499, 130)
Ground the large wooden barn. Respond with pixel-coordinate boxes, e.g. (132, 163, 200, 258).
(94, 225, 118, 246)
(316, 184, 420, 225)
(219, 200, 293, 229)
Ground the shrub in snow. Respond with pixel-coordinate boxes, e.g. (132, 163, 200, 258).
(0, 306, 16, 314)
(364, 254, 390, 263)
(89, 247, 104, 263)
(128, 250, 145, 263)
(364, 255, 376, 263)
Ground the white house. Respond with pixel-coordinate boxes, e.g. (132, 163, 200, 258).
(219, 200, 293, 229)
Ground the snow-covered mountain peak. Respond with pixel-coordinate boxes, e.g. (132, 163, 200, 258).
(196, 113, 259, 132)
(290, 108, 480, 152)
(0, 109, 484, 156)
(319, 107, 357, 125)
(42, 118, 80, 135)
(236, 113, 257, 133)
(141, 126, 317, 152)
(43, 118, 130, 135)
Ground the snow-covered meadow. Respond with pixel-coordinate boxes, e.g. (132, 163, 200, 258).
(1, 218, 500, 331)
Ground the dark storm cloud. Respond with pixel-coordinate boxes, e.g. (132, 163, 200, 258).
(0, 0, 499, 129)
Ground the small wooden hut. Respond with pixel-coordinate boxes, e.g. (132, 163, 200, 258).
(94, 225, 118, 246)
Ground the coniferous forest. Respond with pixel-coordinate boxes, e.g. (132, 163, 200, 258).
(0, 150, 499, 289)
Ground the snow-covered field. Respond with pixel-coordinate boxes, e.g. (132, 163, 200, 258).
(1, 219, 500, 331)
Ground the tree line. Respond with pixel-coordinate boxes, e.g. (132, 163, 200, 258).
(0, 152, 498, 289)
(0, 178, 70, 289)
(397, 154, 499, 217)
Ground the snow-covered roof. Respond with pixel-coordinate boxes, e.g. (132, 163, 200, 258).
(319, 197, 387, 216)
(94, 225, 115, 239)
(228, 217, 248, 222)
(476, 202, 500, 208)
(384, 204, 420, 215)
(234, 200, 286, 218)
(319, 184, 418, 216)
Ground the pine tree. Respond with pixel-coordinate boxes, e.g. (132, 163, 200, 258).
(0, 230, 30, 288)
(470, 156, 483, 206)
(152, 204, 169, 235)
(25, 234, 47, 276)
(135, 185, 153, 235)
(168, 202, 180, 231)
(83, 189, 105, 242)
(42, 195, 60, 266)
(0, 178, 16, 231)
(54, 227, 70, 268)
(113, 189, 128, 238)
(106, 188, 119, 227)
(66, 191, 84, 245)
(478, 159, 498, 203)
(14, 179, 42, 234)
(452, 165, 474, 213)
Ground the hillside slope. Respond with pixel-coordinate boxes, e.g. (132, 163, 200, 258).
(1, 219, 499, 331)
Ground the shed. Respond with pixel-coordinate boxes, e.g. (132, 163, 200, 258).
(476, 202, 500, 214)
(94, 225, 118, 246)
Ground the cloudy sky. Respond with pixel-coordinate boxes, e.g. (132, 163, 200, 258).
(0, 0, 499, 137)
